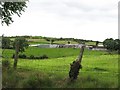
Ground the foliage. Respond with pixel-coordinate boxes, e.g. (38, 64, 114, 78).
(13, 36, 29, 53)
(103, 38, 120, 53)
(95, 41, 99, 47)
(13, 36, 29, 69)
(23, 54, 48, 59)
(67, 41, 70, 44)
(114, 39, 120, 54)
(29, 55, 35, 59)
(51, 39, 55, 44)
(0, 2, 27, 26)
(18, 54, 27, 59)
(2, 37, 11, 49)
(12, 54, 48, 59)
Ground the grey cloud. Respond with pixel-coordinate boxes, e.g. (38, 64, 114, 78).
(29, 0, 117, 22)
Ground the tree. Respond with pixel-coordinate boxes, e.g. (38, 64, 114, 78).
(2, 36, 11, 49)
(0, 1, 28, 26)
(114, 39, 120, 54)
(67, 41, 70, 44)
(13, 36, 28, 69)
(2, 35, 11, 54)
(95, 41, 99, 47)
(51, 39, 55, 44)
(103, 38, 119, 52)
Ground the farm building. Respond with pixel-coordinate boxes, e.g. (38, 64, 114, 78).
(29, 44, 84, 48)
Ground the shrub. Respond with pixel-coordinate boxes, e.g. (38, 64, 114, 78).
(41, 54, 48, 59)
(12, 54, 49, 60)
(12, 54, 27, 59)
(19, 54, 27, 59)
(29, 55, 35, 59)
(28, 55, 48, 60)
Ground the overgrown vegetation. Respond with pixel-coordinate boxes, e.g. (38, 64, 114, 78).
(103, 38, 120, 53)
(2, 48, 118, 88)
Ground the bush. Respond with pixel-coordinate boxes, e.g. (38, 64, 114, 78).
(12, 54, 27, 59)
(12, 54, 48, 60)
(29, 55, 35, 59)
(28, 55, 48, 60)
(41, 54, 48, 59)
(19, 54, 27, 59)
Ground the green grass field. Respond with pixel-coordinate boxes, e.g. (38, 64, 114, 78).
(27, 38, 79, 45)
(2, 47, 108, 59)
(27, 39, 50, 44)
(2, 47, 118, 88)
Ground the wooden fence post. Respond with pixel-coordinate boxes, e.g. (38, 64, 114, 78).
(69, 45, 85, 81)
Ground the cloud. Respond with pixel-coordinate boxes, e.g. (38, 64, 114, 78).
(1, 0, 118, 41)
(28, 0, 118, 22)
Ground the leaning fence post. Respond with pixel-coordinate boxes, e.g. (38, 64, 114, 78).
(69, 45, 85, 81)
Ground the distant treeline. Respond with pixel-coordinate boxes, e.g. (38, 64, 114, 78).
(1, 35, 120, 54)
(6, 35, 102, 44)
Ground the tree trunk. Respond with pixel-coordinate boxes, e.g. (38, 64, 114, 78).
(69, 45, 85, 81)
(13, 43, 19, 69)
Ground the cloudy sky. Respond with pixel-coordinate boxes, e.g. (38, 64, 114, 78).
(1, 0, 119, 41)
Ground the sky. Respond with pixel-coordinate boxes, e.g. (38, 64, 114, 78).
(1, 0, 119, 41)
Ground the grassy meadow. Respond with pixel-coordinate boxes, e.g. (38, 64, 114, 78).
(2, 46, 118, 88)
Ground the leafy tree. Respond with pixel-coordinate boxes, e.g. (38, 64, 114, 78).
(0, 1, 27, 26)
(2, 37, 11, 49)
(45, 38, 50, 42)
(114, 39, 120, 54)
(13, 36, 29, 69)
(2, 35, 11, 54)
(51, 39, 55, 44)
(103, 38, 119, 52)
(67, 41, 70, 44)
(95, 41, 99, 47)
